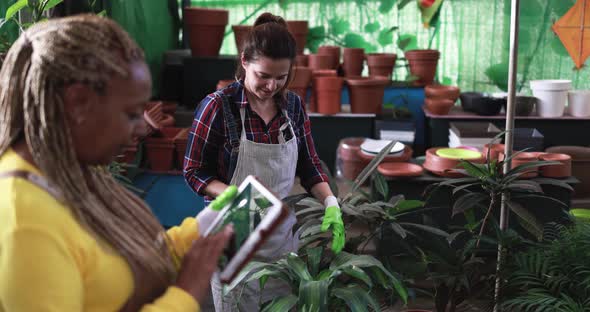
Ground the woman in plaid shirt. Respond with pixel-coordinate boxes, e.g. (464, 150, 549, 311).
(183, 12, 345, 311)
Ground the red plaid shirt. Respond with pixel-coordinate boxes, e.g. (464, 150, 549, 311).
(183, 80, 328, 199)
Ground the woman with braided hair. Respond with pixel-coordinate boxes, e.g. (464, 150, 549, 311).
(0, 15, 235, 311)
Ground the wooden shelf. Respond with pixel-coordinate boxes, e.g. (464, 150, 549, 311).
(424, 106, 590, 120)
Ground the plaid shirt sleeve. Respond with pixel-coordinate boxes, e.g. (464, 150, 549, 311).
(292, 93, 329, 192)
(183, 94, 225, 196)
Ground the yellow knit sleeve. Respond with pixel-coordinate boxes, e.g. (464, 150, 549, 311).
(166, 217, 200, 260)
(140, 286, 200, 312)
(0, 226, 84, 311)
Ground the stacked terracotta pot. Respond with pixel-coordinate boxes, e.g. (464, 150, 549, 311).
(423, 84, 460, 115)
(286, 21, 309, 55)
(366, 53, 397, 78)
(232, 25, 252, 54)
(288, 66, 313, 105)
(184, 7, 229, 57)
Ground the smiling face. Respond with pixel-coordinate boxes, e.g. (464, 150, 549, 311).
(241, 55, 291, 102)
(64, 61, 151, 166)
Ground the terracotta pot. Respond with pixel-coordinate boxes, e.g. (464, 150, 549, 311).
(119, 145, 139, 164)
(366, 53, 397, 78)
(310, 69, 337, 112)
(545, 145, 590, 197)
(540, 153, 572, 178)
(425, 84, 460, 101)
(184, 7, 229, 57)
(358, 146, 413, 163)
(346, 78, 388, 114)
(483, 143, 505, 160)
(232, 25, 252, 54)
(342, 48, 365, 77)
(145, 127, 183, 171)
(308, 54, 333, 70)
(424, 98, 454, 115)
(174, 128, 190, 170)
(315, 76, 343, 114)
(286, 20, 309, 55)
(405, 49, 440, 86)
(511, 152, 540, 178)
(317, 45, 341, 69)
(337, 137, 366, 180)
(296, 54, 309, 67)
(378, 162, 423, 177)
(288, 66, 313, 104)
(217, 79, 235, 90)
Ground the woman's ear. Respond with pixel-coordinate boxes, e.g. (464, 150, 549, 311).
(240, 53, 248, 70)
(62, 83, 96, 125)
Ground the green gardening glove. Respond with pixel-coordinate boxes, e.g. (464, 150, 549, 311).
(320, 196, 345, 253)
(209, 185, 238, 211)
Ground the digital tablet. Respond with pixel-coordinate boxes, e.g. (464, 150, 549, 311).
(202, 175, 289, 284)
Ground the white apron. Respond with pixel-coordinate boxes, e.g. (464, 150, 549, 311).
(199, 106, 299, 311)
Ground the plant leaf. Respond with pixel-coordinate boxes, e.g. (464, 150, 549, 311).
(225, 261, 271, 292)
(6, 0, 28, 20)
(298, 279, 329, 312)
(506, 200, 543, 240)
(452, 192, 488, 216)
(349, 140, 396, 196)
(373, 172, 389, 200)
(42, 0, 63, 11)
(390, 222, 407, 238)
(459, 160, 488, 178)
(398, 0, 414, 10)
(397, 33, 418, 51)
(364, 22, 380, 33)
(399, 222, 449, 237)
(307, 247, 323, 277)
(341, 266, 373, 288)
(507, 161, 560, 177)
(379, 0, 395, 13)
(328, 17, 350, 36)
(532, 178, 574, 191)
(332, 285, 380, 312)
(262, 294, 298, 312)
(506, 180, 543, 193)
(287, 253, 313, 281)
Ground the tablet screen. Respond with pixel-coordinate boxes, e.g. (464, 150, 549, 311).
(208, 182, 274, 270)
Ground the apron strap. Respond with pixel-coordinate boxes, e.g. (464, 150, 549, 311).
(219, 92, 241, 184)
(0, 170, 62, 200)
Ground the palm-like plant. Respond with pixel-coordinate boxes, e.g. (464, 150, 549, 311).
(502, 222, 590, 311)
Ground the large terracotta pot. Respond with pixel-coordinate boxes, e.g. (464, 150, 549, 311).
(308, 54, 333, 70)
(288, 66, 313, 104)
(295, 54, 309, 67)
(145, 127, 183, 172)
(342, 48, 365, 77)
(286, 21, 308, 55)
(366, 53, 397, 78)
(346, 78, 388, 114)
(310, 69, 337, 112)
(232, 25, 252, 54)
(184, 7, 229, 57)
(337, 137, 366, 180)
(540, 153, 572, 178)
(405, 49, 440, 86)
(315, 76, 343, 114)
(317, 45, 341, 69)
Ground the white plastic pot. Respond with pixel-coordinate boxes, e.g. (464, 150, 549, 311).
(567, 90, 590, 117)
(530, 79, 571, 117)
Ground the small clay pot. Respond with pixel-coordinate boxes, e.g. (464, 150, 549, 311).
(338, 137, 366, 180)
(425, 84, 460, 101)
(308, 54, 333, 70)
(342, 48, 365, 77)
(540, 153, 572, 178)
(424, 98, 454, 115)
(405, 49, 440, 86)
(232, 25, 252, 54)
(288, 66, 313, 104)
(315, 76, 343, 114)
(423, 147, 485, 177)
(286, 21, 309, 55)
(366, 53, 397, 78)
(377, 162, 423, 177)
(145, 127, 184, 171)
(317, 45, 341, 69)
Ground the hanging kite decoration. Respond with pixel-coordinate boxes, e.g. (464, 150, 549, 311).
(552, 0, 590, 69)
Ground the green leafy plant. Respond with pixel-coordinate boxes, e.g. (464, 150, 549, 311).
(502, 222, 590, 311)
(228, 250, 407, 312)
(3, 0, 64, 31)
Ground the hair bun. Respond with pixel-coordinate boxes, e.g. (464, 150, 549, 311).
(253, 12, 287, 28)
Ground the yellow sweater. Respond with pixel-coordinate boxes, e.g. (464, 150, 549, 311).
(0, 149, 201, 311)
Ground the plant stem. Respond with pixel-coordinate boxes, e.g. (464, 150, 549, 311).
(475, 194, 496, 250)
